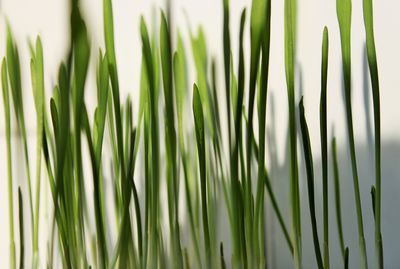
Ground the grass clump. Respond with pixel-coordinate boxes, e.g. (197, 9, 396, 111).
(1, 0, 386, 268)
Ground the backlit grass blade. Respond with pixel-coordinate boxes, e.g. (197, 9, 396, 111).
(299, 98, 323, 269)
(29, 36, 45, 266)
(89, 51, 110, 269)
(6, 25, 34, 237)
(189, 26, 214, 137)
(284, 0, 301, 267)
(173, 36, 202, 267)
(222, 0, 232, 150)
(103, 0, 126, 182)
(73, 14, 91, 267)
(362, 0, 382, 266)
(254, 0, 271, 266)
(160, 11, 183, 268)
(336, 0, 367, 267)
(193, 84, 211, 268)
(230, 8, 246, 268)
(141, 16, 161, 268)
(332, 137, 347, 264)
(2, 58, 16, 269)
(320, 26, 330, 269)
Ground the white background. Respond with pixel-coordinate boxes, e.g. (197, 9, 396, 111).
(0, 0, 399, 268)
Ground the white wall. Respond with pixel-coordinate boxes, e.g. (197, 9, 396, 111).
(0, 0, 399, 267)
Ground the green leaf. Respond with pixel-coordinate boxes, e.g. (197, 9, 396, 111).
(2, 57, 16, 269)
(362, 0, 382, 266)
(299, 97, 323, 269)
(284, 0, 301, 267)
(336, 0, 367, 267)
(18, 188, 24, 269)
(192, 84, 211, 268)
(320, 26, 330, 269)
(332, 137, 346, 260)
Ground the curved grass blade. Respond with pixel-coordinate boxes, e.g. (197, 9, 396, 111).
(173, 37, 202, 267)
(2, 58, 16, 269)
(6, 25, 34, 239)
(141, 16, 161, 268)
(284, 0, 301, 267)
(73, 15, 91, 267)
(29, 36, 45, 266)
(299, 98, 323, 269)
(160, 11, 183, 268)
(362, 0, 383, 266)
(320, 26, 330, 269)
(254, 0, 271, 266)
(193, 84, 211, 268)
(336, 0, 367, 266)
(230, 9, 246, 267)
(222, 0, 232, 150)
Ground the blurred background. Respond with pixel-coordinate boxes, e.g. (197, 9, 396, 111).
(0, 0, 399, 267)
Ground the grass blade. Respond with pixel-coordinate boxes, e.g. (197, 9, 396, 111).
(362, 0, 383, 266)
(299, 98, 323, 269)
(29, 36, 45, 266)
(193, 84, 211, 268)
(18, 188, 24, 269)
(141, 17, 161, 268)
(336, 0, 368, 267)
(222, 0, 232, 151)
(332, 137, 347, 264)
(284, 0, 301, 267)
(160, 11, 183, 268)
(254, 0, 271, 266)
(320, 26, 330, 269)
(2, 58, 16, 269)
(6, 25, 34, 241)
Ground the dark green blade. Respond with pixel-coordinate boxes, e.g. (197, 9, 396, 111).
(299, 98, 323, 269)
(362, 0, 382, 266)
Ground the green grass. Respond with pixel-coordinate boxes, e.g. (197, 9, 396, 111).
(336, 0, 368, 267)
(362, 0, 383, 267)
(1, 0, 386, 268)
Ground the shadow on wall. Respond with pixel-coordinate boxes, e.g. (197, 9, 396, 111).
(264, 47, 399, 268)
(266, 139, 400, 269)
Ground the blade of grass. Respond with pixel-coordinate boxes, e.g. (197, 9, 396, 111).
(173, 38, 202, 267)
(193, 84, 211, 268)
(230, 8, 246, 268)
(6, 25, 34, 240)
(160, 10, 183, 268)
(18, 188, 24, 269)
(29, 36, 45, 267)
(254, 0, 271, 266)
(141, 16, 161, 268)
(336, 0, 368, 267)
(222, 0, 232, 153)
(299, 98, 323, 269)
(73, 14, 91, 267)
(2, 58, 16, 269)
(284, 0, 301, 267)
(332, 137, 348, 265)
(320, 26, 330, 269)
(362, 0, 382, 266)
